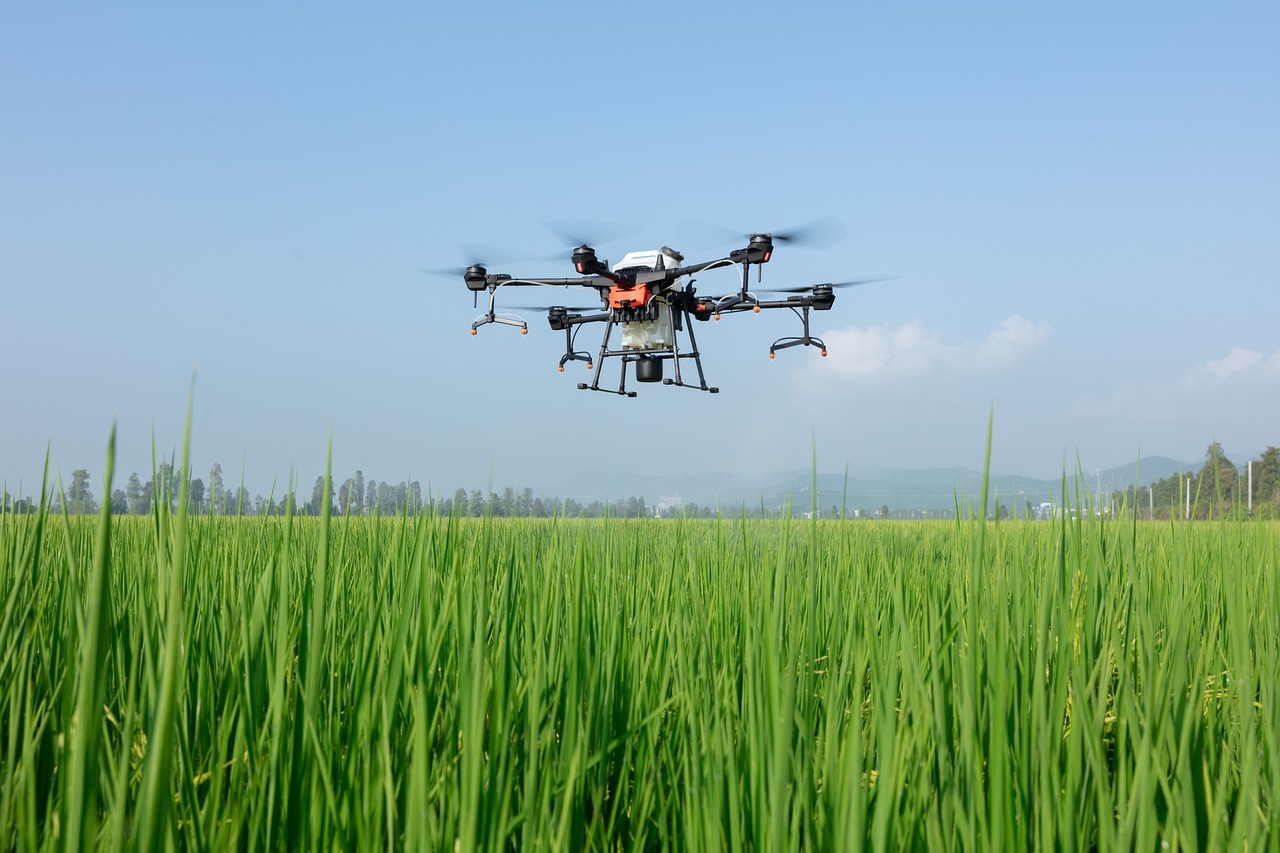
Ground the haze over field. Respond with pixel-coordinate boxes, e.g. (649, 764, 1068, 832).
(3, 4, 1277, 495)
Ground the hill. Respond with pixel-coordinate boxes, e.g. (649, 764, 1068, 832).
(542, 454, 1203, 515)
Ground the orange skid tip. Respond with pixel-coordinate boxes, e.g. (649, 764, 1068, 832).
(586, 363, 593, 370)
(713, 313, 721, 321)
(520, 327, 528, 335)
(470, 328, 478, 336)
(821, 350, 828, 357)
(558, 366, 565, 373)
(768, 352, 776, 359)
(753, 305, 761, 313)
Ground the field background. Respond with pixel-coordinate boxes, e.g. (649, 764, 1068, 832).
(2, 478, 1277, 849)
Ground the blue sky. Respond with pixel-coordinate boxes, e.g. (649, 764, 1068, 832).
(3, 2, 1278, 498)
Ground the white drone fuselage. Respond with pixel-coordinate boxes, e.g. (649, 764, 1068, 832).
(613, 248, 689, 351)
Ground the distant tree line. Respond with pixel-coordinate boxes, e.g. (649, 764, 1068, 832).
(1117, 442, 1280, 520)
(10, 441, 1277, 520)
(1, 463, 659, 519)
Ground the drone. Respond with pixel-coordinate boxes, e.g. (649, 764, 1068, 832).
(459, 224, 882, 397)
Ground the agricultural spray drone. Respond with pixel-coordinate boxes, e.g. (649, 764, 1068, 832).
(455, 219, 885, 397)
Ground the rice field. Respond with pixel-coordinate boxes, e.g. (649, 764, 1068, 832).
(1, 442, 1277, 849)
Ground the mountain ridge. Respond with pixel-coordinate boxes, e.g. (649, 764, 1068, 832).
(541, 454, 1209, 511)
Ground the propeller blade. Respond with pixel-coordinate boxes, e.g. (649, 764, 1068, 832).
(677, 218, 743, 248)
(542, 220, 638, 249)
(761, 275, 896, 294)
(768, 216, 847, 248)
(679, 216, 847, 250)
(422, 265, 472, 278)
(422, 243, 537, 278)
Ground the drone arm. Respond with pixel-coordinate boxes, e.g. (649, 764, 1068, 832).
(549, 310, 610, 329)
(668, 257, 739, 279)
(711, 296, 807, 315)
(490, 276, 609, 288)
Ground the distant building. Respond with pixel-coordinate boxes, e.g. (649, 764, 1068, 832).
(656, 495, 683, 517)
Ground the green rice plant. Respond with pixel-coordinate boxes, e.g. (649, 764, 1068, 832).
(0, 431, 1277, 849)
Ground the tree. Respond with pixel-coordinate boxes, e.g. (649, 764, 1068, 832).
(209, 462, 224, 515)
(879, 504, 890, 520)
(1254, 447, 1280, 510)
(353, 470, 365, 516)
(68, 469, 97, 515)
(111, 489, 128, 514)
(309, 476, 332, 515)
(469, 489, 484, 517)
(189, 478, 206, 514)
(409, 481, 423, 514)
(126, 472, 145, 515)
(136, 480, 153, 515)
(1198, 442, 1238, 517)
(366, 480, 378, 516)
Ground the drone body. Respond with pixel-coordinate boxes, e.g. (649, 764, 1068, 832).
(462, 229, 874, 397)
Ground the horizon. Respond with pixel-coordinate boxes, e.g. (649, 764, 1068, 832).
(4, 421, 1260, 510)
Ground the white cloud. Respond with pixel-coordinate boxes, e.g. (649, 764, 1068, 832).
(812, 315, 1051, 380)
(1073, 346, 1280, 422)
(1199, 346, 1263, 383)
